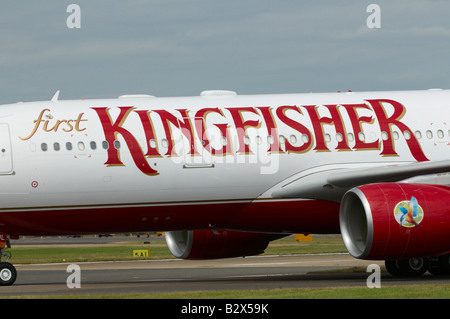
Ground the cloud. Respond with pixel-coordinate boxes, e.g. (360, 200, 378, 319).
(1, 0, 450, 103)
(0, 38, 187, 67)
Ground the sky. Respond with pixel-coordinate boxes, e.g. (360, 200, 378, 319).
(1, 0, 450, 104)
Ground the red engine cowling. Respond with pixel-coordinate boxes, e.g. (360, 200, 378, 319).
(340, 183, 450, 260)
(165, 229, 274, 259)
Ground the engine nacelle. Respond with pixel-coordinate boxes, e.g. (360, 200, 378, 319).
(165, 229, 273, 259)
(340, 183, 450, 260)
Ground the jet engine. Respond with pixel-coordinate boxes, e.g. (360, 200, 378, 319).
(340, 183, 450, 260)
(165, 229, 276, 259)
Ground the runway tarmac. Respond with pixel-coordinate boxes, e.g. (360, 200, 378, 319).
(1, 252, 449, 297)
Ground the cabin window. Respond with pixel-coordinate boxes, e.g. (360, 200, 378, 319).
(437, 130, 444, 139)
(290, 135, 297, 144)
(403, 130, 411, 140)
(358, 132, 365, 142)
(113, 140, 121, 149)
(102, 141, 109, 150)
(348, 133, 355, 142)
(256, 136, 262, 145)
(426, 130, 433, 139)
(393, 131, 399, 140)
(53, 142, 60, 151)
(221, 136, 227, 146)
(66, 142, 73, 151)
(415, 131, 422, 139)
(90, 141, 97, 150)
(302, 134, 309, 144)
(41, 143, 48, 151)
(78, 142, 85, 151)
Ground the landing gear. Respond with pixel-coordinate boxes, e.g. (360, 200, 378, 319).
(386, 255, 450, 277)
(385, 257, 428, 276)
(0, 233, 16, 286)
(0, 262, 16, 286)
(427, 253, 450, 276)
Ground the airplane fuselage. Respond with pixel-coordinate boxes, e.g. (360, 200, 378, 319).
(0, 89, 448, 236)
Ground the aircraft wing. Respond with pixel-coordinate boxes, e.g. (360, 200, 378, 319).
(271, 159, 450, 202)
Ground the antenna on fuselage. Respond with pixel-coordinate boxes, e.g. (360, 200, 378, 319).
(51, 90, 60, 102)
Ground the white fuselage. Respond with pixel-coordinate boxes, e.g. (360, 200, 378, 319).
(0, 89, 448, 235)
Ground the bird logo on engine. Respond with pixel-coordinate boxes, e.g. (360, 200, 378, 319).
(394, 196, 424, 228)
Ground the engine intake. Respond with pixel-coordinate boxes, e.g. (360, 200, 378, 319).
(340, 183, 450, 260)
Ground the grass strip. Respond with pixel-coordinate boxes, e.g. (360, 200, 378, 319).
(4, 284, 450, 299)
(9, 245, 174, 264)
(8, 236, 346, 264)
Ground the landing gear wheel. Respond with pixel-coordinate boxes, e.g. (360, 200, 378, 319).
(0, 262, 16, 286)
(438, 254, 450, 274)
(385, 260, 402, 276)
(428, 254, 450, 275)
(397, 257, 428, 276)
(385, 258, 427, 276)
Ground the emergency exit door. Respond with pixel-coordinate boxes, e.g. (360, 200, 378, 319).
(0, 124, 13, 174)
(178, 117, 213, 168)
